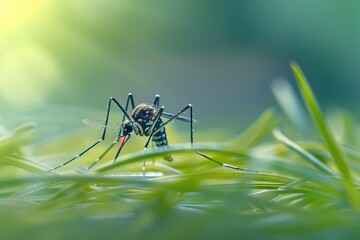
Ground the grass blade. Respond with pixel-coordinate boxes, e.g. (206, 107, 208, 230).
(271, 79, 309, 131)
(227, 108, 278, 148)
(291, 62, 359, 208)
(273, 129, 334, 176)
(290, 62, 351, 181)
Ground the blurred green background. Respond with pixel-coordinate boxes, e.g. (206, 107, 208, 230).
(1, 0, 359, 139)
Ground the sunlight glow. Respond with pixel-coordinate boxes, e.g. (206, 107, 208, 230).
(0, 44, 60, 107)
(0, 0, 49, 34)
(0, 0, 59, 107)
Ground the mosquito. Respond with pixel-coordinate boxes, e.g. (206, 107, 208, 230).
(48, 93, 248, 174)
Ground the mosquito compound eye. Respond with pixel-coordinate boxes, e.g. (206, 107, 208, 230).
(122, 123, 133, 134)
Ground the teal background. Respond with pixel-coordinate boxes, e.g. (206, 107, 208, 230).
(1, 0, 359, 138)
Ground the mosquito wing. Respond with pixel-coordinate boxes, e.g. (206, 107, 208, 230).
(82, 119, 121, 132)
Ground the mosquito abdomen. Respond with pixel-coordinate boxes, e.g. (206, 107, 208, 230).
(152, 120, 173, 161)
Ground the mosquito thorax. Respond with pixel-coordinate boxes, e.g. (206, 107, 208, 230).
(131, 104, 156, 119)
(130, 103, 157, 136)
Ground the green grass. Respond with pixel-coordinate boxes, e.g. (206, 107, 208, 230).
(1, 63, 360, 240)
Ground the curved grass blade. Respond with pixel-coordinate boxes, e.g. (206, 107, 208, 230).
(291, 62, 358, 208)
(290, 62, 351, 181)
(94, 143, 250, 173)
(0, 123, 37, 155)
(0, 123, 47, 172)
(0, 156, 47, 173)
(227, 108, 278, 148)
(271, 78, 309, 131)
(328, 109, 358, 145)
(273, 129, 334, 176)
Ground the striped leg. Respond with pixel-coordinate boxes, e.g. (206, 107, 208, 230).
(113, 93, 136, 163)
(47, 96, 132, 172)
(87, 134, 131, 170)
(142, 106, 164, 176)
(146, 104, 254, 172)
(153, 94, 160, 107)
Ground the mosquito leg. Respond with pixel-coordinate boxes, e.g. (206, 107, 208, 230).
(113, 134, 131, 163)
(115, 93, 135, 137)
(150, 94, 160, 161)
(87, 139, 118, 170)
(142, 147, 148, 176)
(153, 94, 160, 107)
(152, 104, 193, 137)
(150, 104, 253, 172)
(48, 97, 132, 171)
(195, 151, 257, 172)
(112, 93, 136, 163)
(113, 142, 124, 164)
(47, 140, 103, 172)
(87, 134, 131, 170)
(121, 93, 135, 124)
(128, 93, 136, 109)
(150, 94, 160, 164)
(142, 106, 165, 176)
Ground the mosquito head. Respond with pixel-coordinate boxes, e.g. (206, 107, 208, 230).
(122, 119, 144, 136)
(121, 120, 133, 135)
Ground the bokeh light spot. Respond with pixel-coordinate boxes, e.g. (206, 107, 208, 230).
(0, 44, 60, 108)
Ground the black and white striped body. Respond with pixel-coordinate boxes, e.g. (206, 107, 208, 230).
(129, 103, 173, 161)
